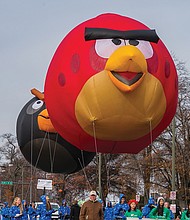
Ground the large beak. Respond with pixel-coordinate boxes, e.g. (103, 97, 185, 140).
(105, 45, 148, 92)
(38, 109, 57, 133)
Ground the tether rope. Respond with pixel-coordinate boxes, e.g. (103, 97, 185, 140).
(149, 119, 153, 146)
(47, 132, 55, 173)
(78, 155, 92, 190)
(92, 120, 99, 168)
(25, 131, 48, 200)
(52, 133, 59, 172)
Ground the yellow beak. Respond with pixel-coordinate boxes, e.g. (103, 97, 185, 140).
(37, 109, 57, 133)
(105, 45, 148, 92)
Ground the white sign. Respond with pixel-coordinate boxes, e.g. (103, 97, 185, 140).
(37, 179, 52, 190)
(136, 194, 140, 202)
(170, 191, 176, 200)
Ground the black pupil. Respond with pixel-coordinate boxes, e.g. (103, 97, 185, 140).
(112, 38, 122, 45)
(129, 39, 139, 46)
(37, 101, 41, 104)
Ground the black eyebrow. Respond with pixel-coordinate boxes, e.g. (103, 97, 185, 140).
(85, 27, 159, 43)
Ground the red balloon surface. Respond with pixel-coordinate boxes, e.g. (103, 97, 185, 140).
(44, 13, 178, 154)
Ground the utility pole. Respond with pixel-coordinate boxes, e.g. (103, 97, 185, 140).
(170, 117, 177, 215)
(172, 118, 176, 195)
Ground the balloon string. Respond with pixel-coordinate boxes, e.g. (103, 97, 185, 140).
(34, 132, 47, 169)
(24, 132, 47, 200)
(24, 113, 37, 201)
(52, 133, 58, 171)
(23, 114, 33, 200)
(92, 120, 98, 154)
(29, 113, 34, 202)
(78, 154, 92, 190)
(47, 132, 57, 173)
(80, 150, 86, 172)
(92, 120, 100, 176)
(47, 132, 54, 173)
(149, 119, 153, 145)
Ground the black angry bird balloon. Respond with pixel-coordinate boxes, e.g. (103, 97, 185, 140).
(16, 89, 95, 173)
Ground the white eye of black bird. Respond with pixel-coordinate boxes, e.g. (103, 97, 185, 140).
(129, 39, 139, 46)
(112, 38, 122, 45)
(26, 100, 44, 115)
(32, 100, 44, 110)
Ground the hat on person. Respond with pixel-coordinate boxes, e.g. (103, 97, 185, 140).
(22, 200, 26, 204)
(128, 199, 138, 205)
(89, 190, 97, 196)
(62, 199, 66, 204)
(148, 197, 155, 205)
(157, 197, 165, 204)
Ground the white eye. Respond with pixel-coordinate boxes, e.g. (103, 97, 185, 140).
(95, 38, 125, 58)
(26, 99, 44, 115)
(127, 39, 153, 59)
(32, 100, 44, 110)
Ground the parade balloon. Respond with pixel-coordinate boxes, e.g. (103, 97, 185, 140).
(16, 89, 95, 173)
(44, 13, 178, 154)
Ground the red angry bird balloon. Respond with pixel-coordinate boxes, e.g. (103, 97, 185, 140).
(44, 13, 178, 154)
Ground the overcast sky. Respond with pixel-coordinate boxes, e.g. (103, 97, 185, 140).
(0, 0, 190, 136)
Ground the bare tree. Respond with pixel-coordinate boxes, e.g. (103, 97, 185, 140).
(0, 133, 23, 163)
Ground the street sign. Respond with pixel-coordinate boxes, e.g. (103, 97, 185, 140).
(37, 179, 52, 190)
(1, 181, 13, 185)
(170, 191, 176, 200)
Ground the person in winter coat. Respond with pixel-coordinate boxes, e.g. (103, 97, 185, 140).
(104, 201, 113, 220)
(149, 197, 170, 220)
(164, 202, 175, 220)
(1, 202, 10, 220)
(79, 190, 104, 220)
(37, 195, 55, 220)
(28, 202, 38, 220)
(21, 200, 28, 220)
(181, 201, 190, 220)
(9, 197, 23, 220)
(70, 200, 81, 220)
(175, 205, 182, 219)
(124, 199, 142, 219)
(142, 197, 156, 218)
(58, 199, 70, 219)
(113, 194, 129, 219)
